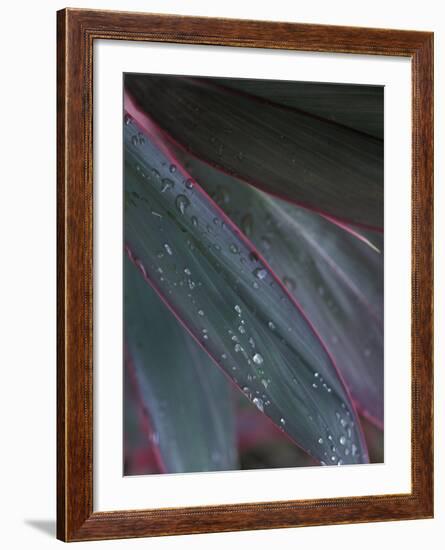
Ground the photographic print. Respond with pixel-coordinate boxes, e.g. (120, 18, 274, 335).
(123, 74, 384, 476)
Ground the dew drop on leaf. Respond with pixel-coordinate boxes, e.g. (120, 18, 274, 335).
(161, 178, 174, 192)
(253, 397, 264, 412)
(253, 268, 267, 280)
(175, 194, 190, 215)
(241, 213, 253, 237)
(253, 353, 263, 365)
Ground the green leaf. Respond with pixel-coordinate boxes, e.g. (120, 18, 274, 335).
(123, 99, 369, 465)
(174, 147, 384, 424)
(216, 77, 384, 139)
(125, 256, 238, 473)
(125, 75, 383, 229)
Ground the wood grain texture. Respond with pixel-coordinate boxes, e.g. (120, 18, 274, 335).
(57, 8, 434, 542)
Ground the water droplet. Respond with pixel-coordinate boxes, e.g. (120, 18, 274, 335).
(138, 132, 145, 144)
(234, 343, 242, 352)
(184, 268, 191, 275)
(345, 448, 350, 456)
(161, 178, 174, 192)
(131, 135, 138, 146)
(253, 268, 267, 280)
(169, 164, 177, 174)
(283, 276, 296, 291)
(330, 456, 337, 462)
(229, 243, 239, 254)
(351, 444, 357, 456)
(164, 243, 173, 255)
(253, 353, 263, 365)
(191, 216, 198, 227)
(337, 459, 344, 466)
(234, 305, 242, 315)
(198, 309, 204, 316)
(249, 337, 255, 348)
(124, 114, 132, 125)
(221, 353, 227, 360)
(151, 168, 160, 180)
(238, 325, 246, 334)
(241, 213, 253, 237)
(185, 178, 194, 189)
(268, 321, 275, 330)
(312, 383, 318, 389)
(318, 438, 324, 444)
(339, 436, 346, 445)
(252, 281, 259, 289)
(280, 418, 286, 427)
(261, 378, 269, 389)
(175, 194, 190, 215)
(253, 397, 264, 412)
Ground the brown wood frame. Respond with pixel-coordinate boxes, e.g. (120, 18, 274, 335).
(57, 8, 434, 542)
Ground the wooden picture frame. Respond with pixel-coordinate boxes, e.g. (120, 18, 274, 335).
(57, 8, 434, 542)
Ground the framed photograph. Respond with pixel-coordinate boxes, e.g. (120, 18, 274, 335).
(57, 8, 434, 542)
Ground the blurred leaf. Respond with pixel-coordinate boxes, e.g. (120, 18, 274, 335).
(360, 414, 384, 463)
(125, 256, 238, 473)
(173, 148, 384, 424)
(123, 94, 369, 465)
(125, 75, 383, 229)
(124, 365, 165, 475)
(216, 77, 383, 139)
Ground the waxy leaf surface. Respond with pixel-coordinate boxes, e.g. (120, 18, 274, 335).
(123, 95, 369, 465)
(125, 256, 238, 473)
(125, 75, 383, 229)
(173, 147, 384, 424)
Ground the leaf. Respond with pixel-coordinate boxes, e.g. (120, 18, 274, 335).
(125, 75, 383, 229)
(172, 146, 384, 424)
(125, 256, 238, 474)
(124, 364, 165, 475)
(123, 94, 369, 465)
(215, 77, 384, 139)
